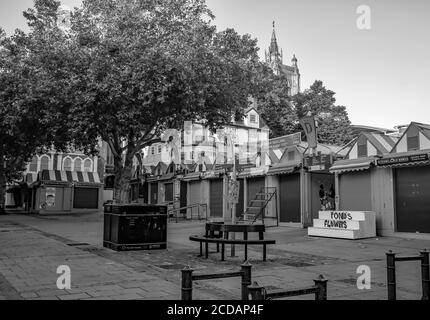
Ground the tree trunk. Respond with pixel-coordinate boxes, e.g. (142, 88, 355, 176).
(113, 154, 134, 204)
(0, 161, 5, 214)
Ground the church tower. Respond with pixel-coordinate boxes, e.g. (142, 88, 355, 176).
(265, 22, 301, 96)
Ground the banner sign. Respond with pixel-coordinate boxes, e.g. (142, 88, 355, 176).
(269, 132, 302, 149)
(300, 116, 317, 149)
(227, 180, 240, 204)
(45, 187, 56, 207)
(376, 153, 429, 166)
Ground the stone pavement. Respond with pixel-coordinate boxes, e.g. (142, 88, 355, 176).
(0, 212, 429, 300)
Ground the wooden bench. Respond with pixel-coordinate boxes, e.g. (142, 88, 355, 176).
(189, 223, 276, 261)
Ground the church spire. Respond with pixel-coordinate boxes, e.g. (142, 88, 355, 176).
(269, 21, 279, 57)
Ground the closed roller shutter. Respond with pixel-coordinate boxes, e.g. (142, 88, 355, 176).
(210, 179, 223, 218)
(189, 181, 201, 206)
(279, 174, 301, 223)
(339, 171, 371, 211)
(395, 166, 430, 233)
(165, 183, 173, 202)
(73, 187, 98, 209)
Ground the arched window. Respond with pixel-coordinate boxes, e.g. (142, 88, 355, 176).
(29, 157, 38, 172)
(74, 158, 82, 171)
(40, 156, 50, 171)
(63, 158, 72, 171)
(83, 159, 92, 172)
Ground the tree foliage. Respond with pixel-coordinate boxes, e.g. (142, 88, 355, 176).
(9, 0, 266, 203)
(257, 78, 353, 146)
(293, 80, 353, 145)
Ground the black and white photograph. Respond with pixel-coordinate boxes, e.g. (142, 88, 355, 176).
(0, 0, 429, 314)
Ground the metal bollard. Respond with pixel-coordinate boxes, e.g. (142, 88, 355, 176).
(314, 275, 328, 300)
(241, 260, 252, 300)
(386, 250, 396, 301)
(247, 281, 265, 300)
(420, 249, 430, 300)
(181, 266, 194, 301)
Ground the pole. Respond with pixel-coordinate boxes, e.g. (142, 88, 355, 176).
(230, 133, 236, 257)
(241, 261, 252, 300)
(181, 266, 193, 301)
(314, 275, 328, 300)
(420, 249, 430, 300)
(386, 250, 396, 300)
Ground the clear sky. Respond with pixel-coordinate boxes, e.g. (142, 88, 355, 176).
(1, 0, 429, 129)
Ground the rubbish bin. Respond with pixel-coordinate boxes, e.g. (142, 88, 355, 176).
(103, 204, 167, 251)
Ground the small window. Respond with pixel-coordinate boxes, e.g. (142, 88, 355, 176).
(407, 136, 419, 151)
(74, 158, 82, 171)
(151, 147, 155, 155)
(29, 156, 38, 172)
(40, 156, 50, 171)
(287, 151, 295, 161)
(250, 114, 257, 123)
(357, 144, 367, 158)
(158, 145, 162, 154)
(83, 159, 92, 172)
(63, 158, 72, 171)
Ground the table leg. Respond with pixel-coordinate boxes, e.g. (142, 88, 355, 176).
(221, 243, 225, 261)
(205, 242, 208, 259)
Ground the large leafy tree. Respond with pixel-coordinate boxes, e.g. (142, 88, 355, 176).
(0, 0, 100, 213)
(293, 80, 353, 145)
(19, 0, 265, 202)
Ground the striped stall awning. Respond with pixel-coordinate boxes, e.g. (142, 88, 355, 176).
(24, 173, 38, 185)
(329, 160, 373, 173)
(267, 164, 299, 176)
(39, 170, 101, 185)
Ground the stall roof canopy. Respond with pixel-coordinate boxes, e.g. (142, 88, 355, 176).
(38, 170, 101, 184)
(267, 164, 300, 176)
(330, 157, 375, 174)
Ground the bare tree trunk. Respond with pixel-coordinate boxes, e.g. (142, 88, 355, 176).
(113, 153, 134, 204)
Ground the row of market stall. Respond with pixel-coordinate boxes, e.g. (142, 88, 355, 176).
(331, 122, 430, 235)
(132, 122, 430, 236)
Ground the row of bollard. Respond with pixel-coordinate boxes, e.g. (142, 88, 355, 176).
(182, 261, 252, 301)
(181, 261, 327, 300)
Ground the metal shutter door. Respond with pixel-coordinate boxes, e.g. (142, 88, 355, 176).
(279, 174, 301, 223)
(395, 166, 430, 233)
(210, 179, 223, 218)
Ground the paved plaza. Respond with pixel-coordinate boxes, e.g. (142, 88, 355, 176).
(0, 212, 429, 300)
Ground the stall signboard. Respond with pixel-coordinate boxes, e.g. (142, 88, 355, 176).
(269, 132, 302, 149)
(304, 154, 333, 172)
(376, 153, 429, 166)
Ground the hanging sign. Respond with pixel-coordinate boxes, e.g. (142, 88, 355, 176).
(300, 116, 317, 149)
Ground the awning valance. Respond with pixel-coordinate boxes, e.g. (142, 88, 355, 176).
(38, 170, 102, 185)
(329, 160, 373, 173)
(181, 172, 202, 181)
(267, 164, 299, 176)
